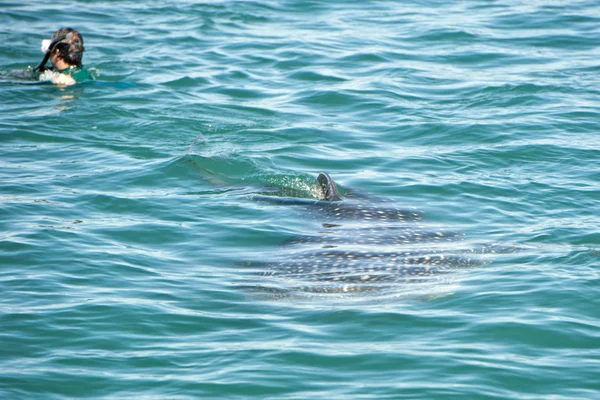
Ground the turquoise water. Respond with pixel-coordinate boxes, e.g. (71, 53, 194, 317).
(2, 0, 600, 398)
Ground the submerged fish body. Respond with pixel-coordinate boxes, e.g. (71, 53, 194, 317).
(247, 241, 494, 297)
(253, 173, 424, 223)
(252, 195, 424, 223)
(286, 226, 464, 246)
(244, 173, 510, 298)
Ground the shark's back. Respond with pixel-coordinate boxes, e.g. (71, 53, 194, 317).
(243, 173, 515, 299)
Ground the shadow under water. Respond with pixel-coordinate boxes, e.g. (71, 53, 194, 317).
(241, 173, 518, 301)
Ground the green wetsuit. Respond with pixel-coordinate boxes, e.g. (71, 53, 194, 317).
(56, 66, 92, 83)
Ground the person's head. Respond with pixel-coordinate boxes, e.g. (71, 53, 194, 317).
(49, 28, 85, 68)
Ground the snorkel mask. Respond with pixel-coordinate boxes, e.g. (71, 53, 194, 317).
(35, 32, 73, 72)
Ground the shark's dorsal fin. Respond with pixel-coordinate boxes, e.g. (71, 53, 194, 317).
(317, 172, 342, 201)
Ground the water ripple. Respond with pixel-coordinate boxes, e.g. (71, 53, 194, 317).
(2, 0, 600, 398)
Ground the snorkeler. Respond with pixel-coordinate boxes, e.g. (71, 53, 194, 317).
(34, 28, 91, 86)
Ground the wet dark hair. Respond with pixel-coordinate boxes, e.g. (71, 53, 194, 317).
(35, 27, 86, 71)
(51, 28, 85, 67)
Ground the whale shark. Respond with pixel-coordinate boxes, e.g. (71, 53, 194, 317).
(252, 173, 423, 223)
(243, 173, 516, 299)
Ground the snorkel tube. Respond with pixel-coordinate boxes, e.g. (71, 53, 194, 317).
(34, 32, 73, 72)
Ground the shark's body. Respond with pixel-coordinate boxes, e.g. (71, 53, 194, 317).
(244, 173, 514, 298)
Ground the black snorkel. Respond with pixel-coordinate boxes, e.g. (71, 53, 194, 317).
(34, 32, 73, 72)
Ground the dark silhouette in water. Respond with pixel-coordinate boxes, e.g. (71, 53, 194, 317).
(253, 172, 424, 223)
(243, 173, 517, 298)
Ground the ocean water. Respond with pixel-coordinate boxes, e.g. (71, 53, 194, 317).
(1, 0, 600, 398)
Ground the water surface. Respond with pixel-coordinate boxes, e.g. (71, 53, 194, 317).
(1, 1, 599, 398)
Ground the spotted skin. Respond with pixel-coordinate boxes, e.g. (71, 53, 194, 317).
(286, 226, 464, 246)
(252, 195, 423, 223)
(244, 173, 514, 297)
